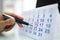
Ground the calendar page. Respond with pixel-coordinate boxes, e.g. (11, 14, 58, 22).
(19, 4, 59, 40)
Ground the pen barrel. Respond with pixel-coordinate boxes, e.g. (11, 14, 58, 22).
(3, 14, 29, 25)
(15, 17, 29, 25)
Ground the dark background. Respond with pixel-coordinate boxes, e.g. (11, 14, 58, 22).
(36, 0, 60, 12)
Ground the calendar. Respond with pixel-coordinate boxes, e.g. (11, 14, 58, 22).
(19, 4, 59, 40)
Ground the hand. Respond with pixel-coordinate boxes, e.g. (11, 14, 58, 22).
(0, 12, 23, 32)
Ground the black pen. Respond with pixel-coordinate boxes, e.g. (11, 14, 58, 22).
(2, 14, 33, 26)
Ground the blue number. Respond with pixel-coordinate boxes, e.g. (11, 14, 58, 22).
(50, 14, 52, 17)
(46, 24, 51, 28)
(40, 23, 44, 27)
(33, 32, 37, 35)
(34, 27, 37, 31)
(38, 28, 43, 32)
(50, 19, 52, 22)
(45, 29, 50, 34)
(40, 19, 44, 22)
(38, 33, 42, 37)
(37, 19, 39, 22)
(47, 19, 52, 22)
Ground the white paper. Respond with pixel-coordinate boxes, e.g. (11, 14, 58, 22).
(19, 4, 59, 40)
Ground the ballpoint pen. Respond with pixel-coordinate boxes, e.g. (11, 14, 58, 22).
(2, 14, 33, 26)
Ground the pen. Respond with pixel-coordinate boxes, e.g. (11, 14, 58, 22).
(2, 14, 33, 26)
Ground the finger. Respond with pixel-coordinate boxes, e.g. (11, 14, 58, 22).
(0, 18, 15, 32)
(0, 14, 4, 20)
(3, 12, 24, 20)
(4, 17, 15, 26)
(2, 24, 15, 32)
(18, 23, 23, 28)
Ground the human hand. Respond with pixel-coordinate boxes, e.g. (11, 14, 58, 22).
(0, 12, 23, 32)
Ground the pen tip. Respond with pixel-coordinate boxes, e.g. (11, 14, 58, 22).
(29, 24, 33, 26)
